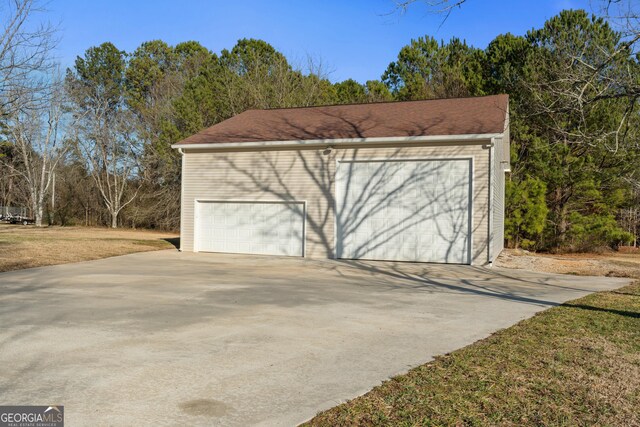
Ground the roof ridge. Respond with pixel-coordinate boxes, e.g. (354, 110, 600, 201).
(245, 94, 508, 113)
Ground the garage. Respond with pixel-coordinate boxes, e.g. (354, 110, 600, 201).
(336, 159, 472, 263)
(174, 94, 510, 265)
(195, 201, 305, 256)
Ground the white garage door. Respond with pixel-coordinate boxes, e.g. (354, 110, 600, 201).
(336, 159, 471, 264)
(195, 201, 305, 256)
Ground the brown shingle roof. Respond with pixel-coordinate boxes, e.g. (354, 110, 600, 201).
(175, 94, 508, 145)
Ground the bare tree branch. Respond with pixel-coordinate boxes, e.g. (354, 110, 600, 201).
(0, 0, 57, 118)
(393, 0, 467, 26)
(2, 69, 67, 226)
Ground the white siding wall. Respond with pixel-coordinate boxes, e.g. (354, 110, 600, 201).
(491, 107, 510, 262)
(492, 137, 506, 261)
(180, 143, 492, 265)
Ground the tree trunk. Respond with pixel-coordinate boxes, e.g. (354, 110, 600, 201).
(556, 204, 569, 247)
(110, 211, 118, 228)
(34, 192, 45, 227)
(553, 187, 569, 247)
(34, 205, 43, 227)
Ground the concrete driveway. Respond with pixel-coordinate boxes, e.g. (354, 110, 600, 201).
(0, 250, 630, 426)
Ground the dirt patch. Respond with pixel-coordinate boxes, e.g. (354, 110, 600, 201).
(496, 249, 640, 279)
(179, 399, 231, 417)
(0, 224, 178, 273)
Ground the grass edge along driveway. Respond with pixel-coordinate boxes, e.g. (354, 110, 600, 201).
(304, 281, 640, 427)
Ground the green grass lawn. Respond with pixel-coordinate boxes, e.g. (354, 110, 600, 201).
(305, 281, 640, 426)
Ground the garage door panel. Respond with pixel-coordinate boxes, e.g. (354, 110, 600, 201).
(196, 201, 304, 256)
(337, 159, 471, 264)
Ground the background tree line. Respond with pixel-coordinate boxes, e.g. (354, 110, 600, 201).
(1, 0, 639, 251)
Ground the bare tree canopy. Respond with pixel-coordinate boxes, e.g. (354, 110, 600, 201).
(3, 71, 66, 226)
(393, 0, 467, 24)
(394, 0, 467, 13)
(0, 0, 60, 227)
(0, 0, 56, 117)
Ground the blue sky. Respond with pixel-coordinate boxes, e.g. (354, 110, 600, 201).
(48, 0, 591, 83)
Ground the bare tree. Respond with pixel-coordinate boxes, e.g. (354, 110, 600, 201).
(0, 143, 26, 210)
(66, 42, 142, 229)
(3, 74, 66, 226)
(0, 0, 58, 225)
(69, 103, 141, 229)
(0, 0, 56, 118)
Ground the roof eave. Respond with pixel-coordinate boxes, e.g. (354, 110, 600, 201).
(171, 133, 504, 151)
